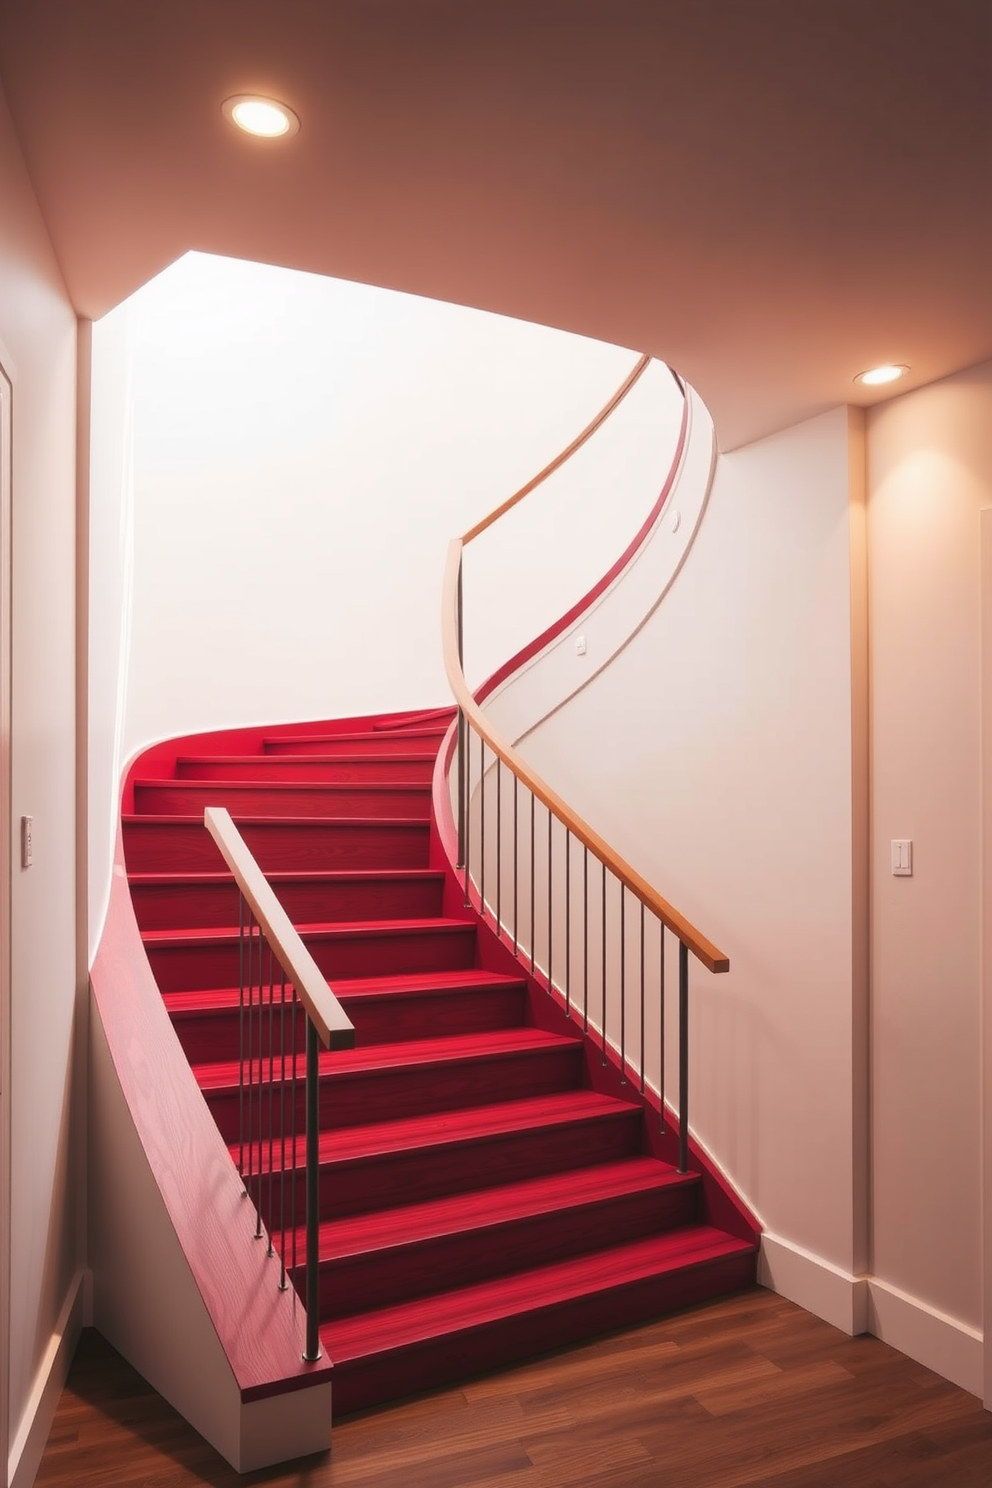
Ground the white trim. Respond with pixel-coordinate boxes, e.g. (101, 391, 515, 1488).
(0, 360, 12, 1488)
(6, 1269, 86, 1488)
(759, 1231, 983, 1396)
(980, 508, 992, 1411)
(758, 1231, 868, 1336)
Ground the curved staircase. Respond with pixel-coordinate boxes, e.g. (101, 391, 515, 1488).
(122, 705, 758, 1415)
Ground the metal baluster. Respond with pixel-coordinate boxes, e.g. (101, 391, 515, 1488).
(496, 758, 502, 939)
(529, 791, 536, 975)
(513, 773, 519, 956)
(639, 903, 645, 1095)
(278, 968, 288, 1290)
(303, 1019, 321, 1362)
(547, 807, 553, 996)
(601, 864, 608, 1065)
(659, 922, 666, 1135)
(253, 917, 263, 1240)
(291, 986, 299, 1286)
(266, 940, 275, 1258)
(456, 560, 466, 870)
(582, 848, 589, 1033)
(565, 830, 571, 1018)
(238, 893, 246, 1188)
(479, 734, 486, 921)
(463, 724, 472, 909)
(620, 887, 626, 1084)
(679, 940, 689, 1175)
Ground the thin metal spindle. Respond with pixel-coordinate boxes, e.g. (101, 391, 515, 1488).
(582, 848, 589, 1032)
(456, 563, 465, 870)
(496, 759, 502, 938)
(659, 922, 666, 1135)
(245, 910, 257, 1231)
(620, 887, 626, 1083)
(266, 940, 275, 1258)
(238, 893, 246, 1186)
(529, 791, 536, 975)
(479, 734, 486, 919)
(278, 968, 288, 1290)
(601, 865, 608, 1065)
(463, 724, 472, 909)
(639, 903, 645, 1095)
(565, 830, 571, 1018)
(513, 774, 519, 955)
(253, 918, 263, 1240)
(291, 987, 299, 1283)
(547, 807, 553, 996)
(303, 1019, 322, 1362)
(678, 940, 689, 1175)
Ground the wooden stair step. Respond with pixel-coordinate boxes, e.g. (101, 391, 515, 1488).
(175, 753, 437, 783)
(262, 728, 447, 757)
(242, 1090, 644, 1218)
(144, 916, 478, 991)
(133, 777, 432, 821)
(299, 1157, 700, 1317)
(323, 1227, 758, 1413)
(196, 1027, 585, 1138)
(122, 814, 431, 873)
(128, 867, 446, 931)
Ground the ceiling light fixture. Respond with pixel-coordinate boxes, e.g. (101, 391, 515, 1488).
(222, 95, 300, 140)
(855, 364, 909, 387)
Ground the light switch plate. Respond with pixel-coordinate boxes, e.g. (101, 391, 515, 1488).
(891, 838, 912, 876)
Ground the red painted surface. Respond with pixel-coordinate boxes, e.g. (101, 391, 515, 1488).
(107, 705, 758, 1416)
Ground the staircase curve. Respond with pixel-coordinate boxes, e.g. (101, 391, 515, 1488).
(88, 354, 759, 1472)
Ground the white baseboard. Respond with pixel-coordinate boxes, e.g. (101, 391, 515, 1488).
(758, 1231, 868, 1335)
(7, 1268, 88, 1488)
(759, 1232, 983, 1398)
(866, 1276, 983, 1398)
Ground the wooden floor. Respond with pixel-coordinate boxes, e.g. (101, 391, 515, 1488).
(36, 1288, 992, 1487)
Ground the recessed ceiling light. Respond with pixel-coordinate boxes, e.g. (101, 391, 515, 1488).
(855, 364, 909, 387)
(222, 95, 300, 140)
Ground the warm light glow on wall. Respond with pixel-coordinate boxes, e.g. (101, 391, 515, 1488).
(855, 364, 909, 387)
(222, 95, 300, 139)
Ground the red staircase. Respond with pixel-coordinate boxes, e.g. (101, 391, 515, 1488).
(122, 707, 758, 1414)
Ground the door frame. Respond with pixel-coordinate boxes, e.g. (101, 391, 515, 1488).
(981, 509, 992, 1413)
(0, 357, 12, 1484)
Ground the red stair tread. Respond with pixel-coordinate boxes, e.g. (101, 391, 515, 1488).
(240, 1090, 637, 1171)
(263, 728, 445, 748)
(193, 1026, 580, 1089)
(163, 967, 525, 1016)
(142, 916, 474, 948)
(324, 1227, 755, 1364)
(176, 753, 436, 768)
(129, 867, 443, 889)
(309, 1158, 694, 1262)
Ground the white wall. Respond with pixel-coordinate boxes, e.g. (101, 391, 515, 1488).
(868, 360, 991, 1346)
(0, 75, 84, 1488)
(519, 406, 867, 1289)
(88, 251, 682, 951)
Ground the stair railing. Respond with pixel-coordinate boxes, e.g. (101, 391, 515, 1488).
(204, 806, 355, 1363)
(442, 356, 729, 1175)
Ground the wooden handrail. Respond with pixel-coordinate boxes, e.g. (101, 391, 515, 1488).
(461, 353, 652, 544)
(443, 355, 729, 976)
(204, 806, 356, 1049)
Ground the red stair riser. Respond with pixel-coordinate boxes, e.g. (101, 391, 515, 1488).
(327, 1249, 756, 1416)
(146, 922, 477, 992)
(176, 755, 436, 784)
(309, 1181, 701, 1319)
(133, 780, 432, 821)
(169, 982, 527, 1065)
(263, 729, 447, 757)
(129, 872, 445, 931)
(247, 1104, 646, 1221)
(122, 817, 430, 873)
(203, 1042, 584, 1142)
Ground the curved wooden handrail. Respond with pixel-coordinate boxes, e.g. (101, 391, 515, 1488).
(443, 357, 729, 976)
(204, 806, 356, 1049)
(461, 353, 652, 544)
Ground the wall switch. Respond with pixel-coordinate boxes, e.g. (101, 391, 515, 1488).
(575, 635, 587, 656)
(21, 815, 33, 868)
(891, 838, 912, 877)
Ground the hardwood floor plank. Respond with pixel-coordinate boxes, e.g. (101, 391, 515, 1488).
(35, 1289, 992, 1488)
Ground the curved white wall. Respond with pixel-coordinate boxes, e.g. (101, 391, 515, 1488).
(88, 251, 682, 956)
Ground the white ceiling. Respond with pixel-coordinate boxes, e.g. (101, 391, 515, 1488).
(1, 0, 989, 448)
